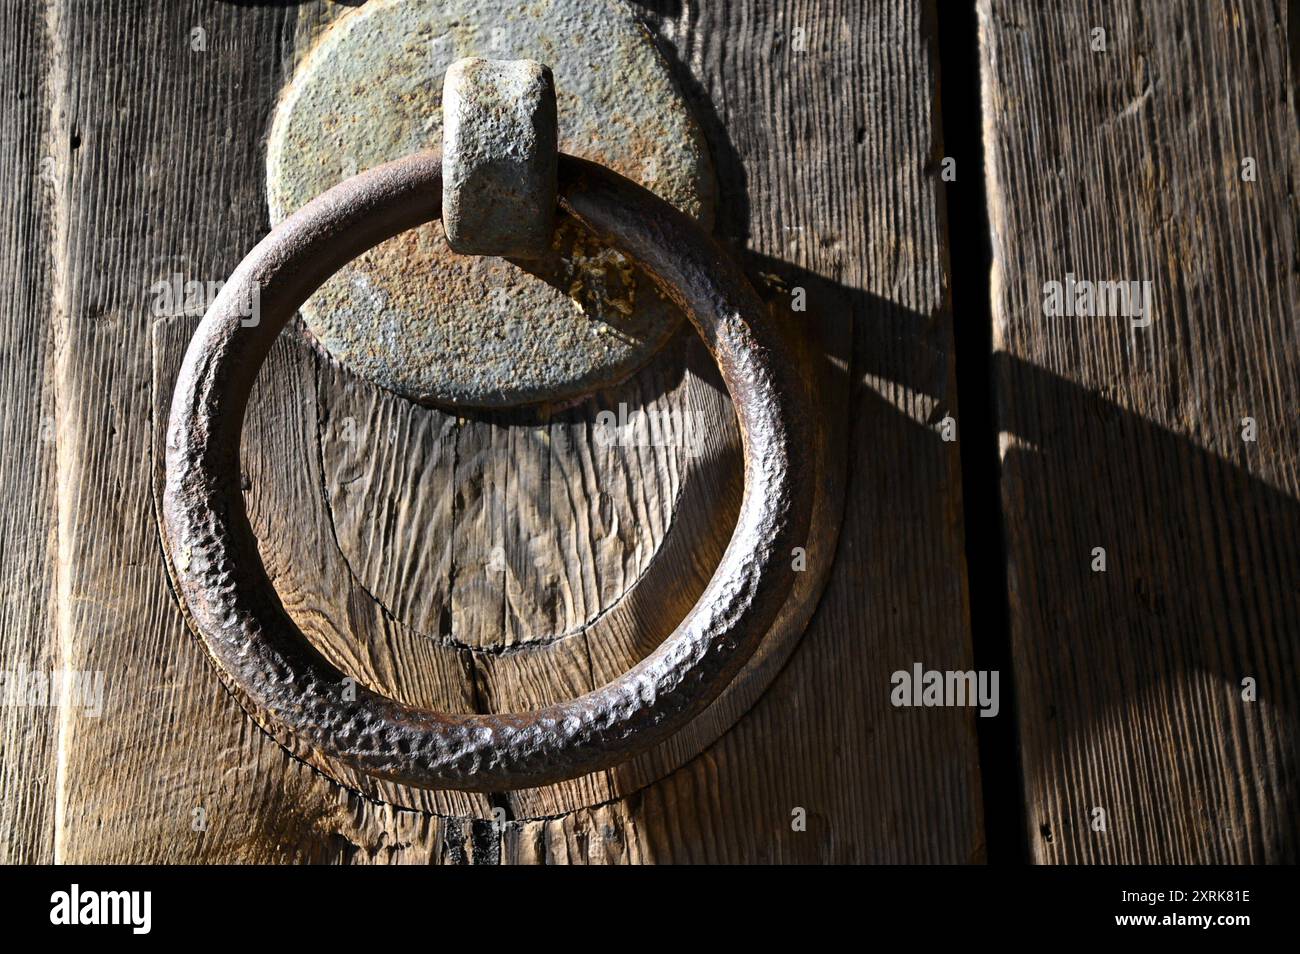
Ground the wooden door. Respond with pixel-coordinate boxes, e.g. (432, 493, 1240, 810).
(0, 0, 1294, 865)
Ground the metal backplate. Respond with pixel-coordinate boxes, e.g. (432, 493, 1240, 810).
(267, 0, 715, 408)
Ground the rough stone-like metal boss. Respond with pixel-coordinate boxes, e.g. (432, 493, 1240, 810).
(442, 58, 558, 258)
(162, 152, 811, 791)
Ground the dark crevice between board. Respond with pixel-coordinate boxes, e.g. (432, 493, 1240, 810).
(934, 0, 1030, 864)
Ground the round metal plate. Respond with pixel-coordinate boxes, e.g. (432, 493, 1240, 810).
(267, 0, 715, 407)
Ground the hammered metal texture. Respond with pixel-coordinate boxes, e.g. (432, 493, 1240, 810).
(162, 153, 811, 792)
(266, 0, 715, 407)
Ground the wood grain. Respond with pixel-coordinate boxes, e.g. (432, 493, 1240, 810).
(981, 0, 1300, 862)
(317, 339, 696, 651)
(0, 0, 58, 864)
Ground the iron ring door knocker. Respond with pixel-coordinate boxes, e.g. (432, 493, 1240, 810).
(162, 60, 812, 792)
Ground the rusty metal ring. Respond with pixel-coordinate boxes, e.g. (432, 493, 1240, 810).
(162, 152, 811, 792)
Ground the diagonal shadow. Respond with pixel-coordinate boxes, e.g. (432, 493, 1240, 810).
(991, 349, 1300, 861)
(748, 246, 1299, 862)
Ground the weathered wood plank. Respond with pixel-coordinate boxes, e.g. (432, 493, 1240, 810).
(48, 0, 476, 861)
(981, 0, 1300, 862)
(0, 0, 58, 864)
(495, 0, 983, 863)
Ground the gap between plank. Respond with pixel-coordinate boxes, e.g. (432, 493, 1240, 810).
(934, 0, 1029, 865)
